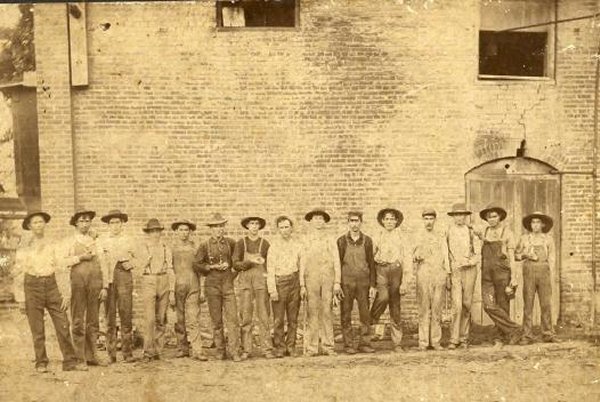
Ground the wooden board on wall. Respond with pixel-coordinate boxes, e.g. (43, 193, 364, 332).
(68, 2, 88, 87)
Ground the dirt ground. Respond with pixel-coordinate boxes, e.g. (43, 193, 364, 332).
(0, 306, 599, 402)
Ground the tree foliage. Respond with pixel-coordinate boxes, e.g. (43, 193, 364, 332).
(0, 4, 35, 84)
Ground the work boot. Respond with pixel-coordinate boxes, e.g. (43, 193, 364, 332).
(274, 349, 285, 358)
(358, 345, 375, 353)
(64, 363, 89, 372)
(447, 343, 458, 350)
(393, 346, 406, 353)
(288, 349, 300, 358)
(264, 351, 275, 359)
(109, 356, 117, 364)
(543, 336, 562, 343)
(191, 354, 208, 362)
(519, 337, 534, 346)
(86, 359, 108, 367)
(240, 352, 249, 361)
(344, 347, 357, 355)
(431, 345, 444, 351)
(35, 366, 49, 374)
(232, 354, 242, 363)
(176, 350, 190, 358)
(124, 356, 137, 363)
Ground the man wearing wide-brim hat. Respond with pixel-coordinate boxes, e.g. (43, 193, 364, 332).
(137, 218, 175, 362)
(12, 211, 87, 373)
(193, 213, 242, 362)
(369, 207, 408, 352)
(171, 218, 208, 361)
(476, 204, 523, 346)
(300, 209, 342, 356)
(97, 209, 137, 363)
(515, 212, 561, 344)
(65, 207, 107, 367)
(446, 203, 479, 350)
(233, 216, 274, 359)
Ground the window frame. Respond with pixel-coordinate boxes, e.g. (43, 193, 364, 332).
(215, 0, 301, 32)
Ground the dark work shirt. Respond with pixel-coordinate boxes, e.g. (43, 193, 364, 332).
(232, 236, 270, 271)
(337, 232, 376, 288)
(193, 236, 236, 275)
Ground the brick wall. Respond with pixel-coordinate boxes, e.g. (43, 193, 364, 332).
(31, 0, 599, 328)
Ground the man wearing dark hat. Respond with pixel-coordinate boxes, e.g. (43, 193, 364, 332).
(300, 209, 342, 356)
(138, 218, 175, 362)
(477, 204, 522, 346)
(412, 209, 450, 351)
(370, 208, 408, 352)
(12, 211, 87, 372)
(515, 212, 560, 344)
(65, 207, 107, 366)
(446, 203, 479, 350)
(97, 209, 136, 363)
(193, 213, 242, 362)
(267, 216, 302, 358)
(233, 216, 273, 359)
(171, 219, 208, 361)
(336, 211, 376, 354)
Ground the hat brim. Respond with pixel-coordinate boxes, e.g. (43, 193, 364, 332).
(241, 217, 266, 230)
(172, 221, 197, 231)
(522, 214, 553, 233)
(143, 226, 164, 233)
(479, 207, 507, 222)
(101, 213, 128, 223)
(305, 211, 331, 223)
(70, 211, 96, 226)
(22, 212, 51, 230)
(377, 208, 404, 227)
(206, 219, 228, 227)
(448, 210, 472, 216)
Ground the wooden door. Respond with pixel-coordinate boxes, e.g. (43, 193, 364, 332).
(466, 157, 560, 326)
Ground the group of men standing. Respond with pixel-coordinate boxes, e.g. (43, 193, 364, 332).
(12, 202, 560, 372)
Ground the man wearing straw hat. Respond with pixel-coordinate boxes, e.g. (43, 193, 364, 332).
(171, 218, 208, 361)
(193, 213, 242, 362)
(12, 211, 87, 373)
(138, 218, 175, 362)
(446, 203, 479, 350)
(515, 212, 561, 344)
(98, 209, 137, 364)
(66, 207, 107, 367)
(369, 207, 408, 352)
(412, 209, 450, 351)
(233, 215, 274, 360)
(477, 204, 523, 346)
(300, 208, 342, 357)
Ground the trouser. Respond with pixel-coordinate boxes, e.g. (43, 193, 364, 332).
(271, 272, 300, 354)
(416, 267, 446, 348)
(340, 278, 371, 349)
(481, 265, 521, 340)
(522, 262, 554, 340)
(70, 263, 102, 363)
(450, 265, 478, 345)
(370, 263, 403, 346)
(305, 272, 335, 355)
(175, 283, 205, 357)
(205, 270, 240, 357)
(141, 274, 170, 358)
(106, 266, 133, 359)
(238, 266, 272, 355)
(24, 274, 78, 369)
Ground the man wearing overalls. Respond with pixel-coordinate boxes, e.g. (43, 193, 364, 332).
(233, 216, 273, 359)
(66, 207, 107, 367)
(477, 205, 522, 346)
(370, 208, 408, 352)
(98, 209, 136, 364)
(516, 212, 561, 344)
(300, 209, 342, 357)
(412, 209, 450, 351)
(194, 213, 242, 362)
(171, 219, 208, 361)
(138, 218, 175, 362)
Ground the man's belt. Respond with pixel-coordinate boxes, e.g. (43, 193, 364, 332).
(143, 272, 167, 276)
(25, 272, 55, 279)
(276, 271, 299, 279)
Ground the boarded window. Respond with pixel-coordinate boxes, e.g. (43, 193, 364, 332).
(216, 0, 297, 28)
(479, 0, 555, 79)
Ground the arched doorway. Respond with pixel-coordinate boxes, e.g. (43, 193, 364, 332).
(466, 156, 560, 326)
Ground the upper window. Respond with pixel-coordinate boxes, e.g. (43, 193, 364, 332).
(479, 0, 555, 80)
(216, 0, 298, 28)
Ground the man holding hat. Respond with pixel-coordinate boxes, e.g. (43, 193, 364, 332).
(193, 213, 242, 362)
(300, 208, 342, 356)
(138, 218, 175, 362)
(446, 203, 479, 349)
(65, 207, 107, 366)
(515, 212, 560, 344)
(370, 207, 408, 352)
(233, 215, 273, 359)
(477, 204, 522, 346)
(97, 209, 136, 363)
(171, 219, 208, 360)
(12, 211, 87, 372)
(336, 211, 376, 354)
(267, 216, 302, 358)
(412, 209, 450, 351)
